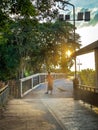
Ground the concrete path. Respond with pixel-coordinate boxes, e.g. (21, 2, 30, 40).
(0, 79, 98, 130)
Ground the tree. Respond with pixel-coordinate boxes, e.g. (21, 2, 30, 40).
(36, 0, 58, 22)
(0, 0, 38, 79)
(79, 69, 95, 86)
(28, 20, 81, 73)
(0, 0, 81, 80)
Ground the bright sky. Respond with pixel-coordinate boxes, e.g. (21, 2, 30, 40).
(75, 26, 98, 71)
(70, 0, 98, 71)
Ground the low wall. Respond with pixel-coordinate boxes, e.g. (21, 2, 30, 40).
(74, 84, 98, 107)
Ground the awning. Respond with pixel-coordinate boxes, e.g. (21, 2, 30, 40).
(75, 40, 98, 56)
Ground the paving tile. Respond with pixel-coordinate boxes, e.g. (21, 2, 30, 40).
(1, 79, 98, 130)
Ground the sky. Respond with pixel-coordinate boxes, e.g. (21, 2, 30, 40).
(69, 0, 98, 71)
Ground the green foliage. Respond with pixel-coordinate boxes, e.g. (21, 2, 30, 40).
(0, 44, 20, 80)
(10, 0, 37, 17)
(36, 0, 59, 22)
(0, 0, 81, 80)
(79, 69, 96, 86)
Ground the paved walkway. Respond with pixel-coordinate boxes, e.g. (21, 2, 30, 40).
(1, 79, 98, 130)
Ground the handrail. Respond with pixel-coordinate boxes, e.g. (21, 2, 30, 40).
(74, 84, 98, 107)
(20, 73, 44, 82)
(0, 85, 8, 94)
(19, 73, 66, 97)
(78, 84, 98, 93)
(0, 85, 9, 107)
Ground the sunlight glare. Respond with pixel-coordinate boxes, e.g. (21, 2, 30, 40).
(66, 50, 71, 57)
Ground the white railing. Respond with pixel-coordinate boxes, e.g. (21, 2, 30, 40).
(20, 73, 66, 97)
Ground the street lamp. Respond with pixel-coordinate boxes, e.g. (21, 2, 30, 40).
(55, 0, 90, 79)
(55, 0, 77, 78)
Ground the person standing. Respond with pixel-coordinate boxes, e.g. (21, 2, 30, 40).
(45, 72, 53, 94)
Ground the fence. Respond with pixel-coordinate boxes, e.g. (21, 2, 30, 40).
(0, 85, 9, 108)
(20, 73, 66, 98)
(9, 80, 20, 98)
(74, 84, 98, 107)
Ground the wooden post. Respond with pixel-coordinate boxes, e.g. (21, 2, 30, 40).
(32, 77, 33, 89)
(95, 49, 98, 89)
(20, 80, 22, 98)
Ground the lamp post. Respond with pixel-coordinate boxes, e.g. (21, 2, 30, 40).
(56, 0, 77, 78)
(65, 2, 77, 79)
(55, 0, 90, 79)
(55, 0, 90, 89)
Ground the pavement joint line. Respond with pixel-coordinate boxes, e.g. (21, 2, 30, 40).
(23, 98, 65, 130)
(41, 99, 67, 130)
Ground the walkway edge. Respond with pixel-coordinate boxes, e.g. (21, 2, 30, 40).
(42, 100, 67, 130)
